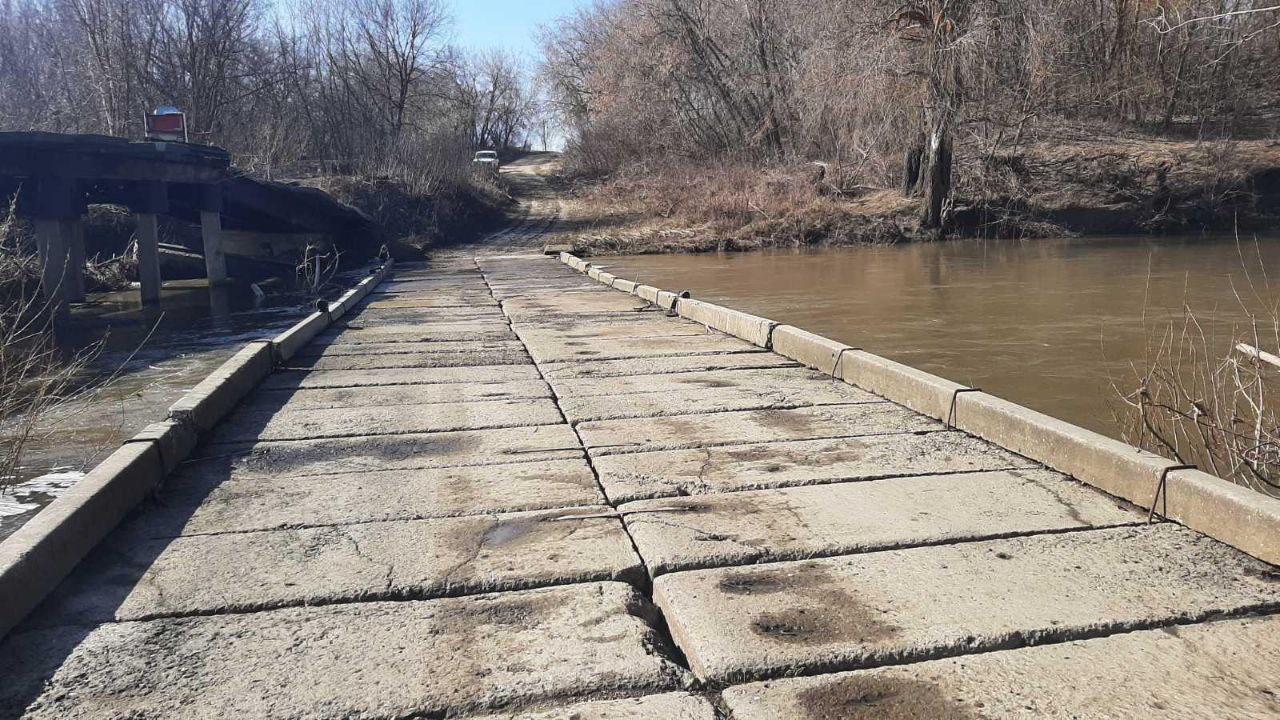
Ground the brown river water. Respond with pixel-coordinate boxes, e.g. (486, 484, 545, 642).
(598, 234, 1280, 440)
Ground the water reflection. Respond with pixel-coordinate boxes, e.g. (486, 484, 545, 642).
(602, 235, 1280, 439)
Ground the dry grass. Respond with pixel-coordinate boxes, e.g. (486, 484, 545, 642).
(547, 159, 919, 255)
(0, 199, 101, 492)
(550, 136, 1280, 255)
(306, 174, 512, 257)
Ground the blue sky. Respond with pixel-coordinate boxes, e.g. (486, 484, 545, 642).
(450, 0, 587, 60)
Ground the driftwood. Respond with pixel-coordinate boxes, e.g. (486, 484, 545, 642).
(1236, 343, 1280, 369)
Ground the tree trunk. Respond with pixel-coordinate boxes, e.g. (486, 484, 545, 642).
(918, 127, 952, 231)
(902, 134, 925, 195)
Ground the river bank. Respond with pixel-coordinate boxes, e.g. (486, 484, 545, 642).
(547, 137, 1280, 255)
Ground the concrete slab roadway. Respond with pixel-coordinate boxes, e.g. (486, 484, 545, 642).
(33, 507, 643, 623)
(206, 397, 564, 443)
(620, 469, 1142, 574)
(722, 615, 1280, 719)
(653, 524, 1280, 683)
(130, 459, 604, 537)
(0, 583, 688, 720)
(238, 379, 553, 411)
(182, 423, 585, 479)
(538, 351, 799, 380)
(577, 403, 941, 455)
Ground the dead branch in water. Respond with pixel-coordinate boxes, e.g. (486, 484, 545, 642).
(1116, 236, 1280, 496)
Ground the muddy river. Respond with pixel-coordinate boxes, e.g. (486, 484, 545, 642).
(0, 281, 310, 541)
(600, 234, 1280, 441)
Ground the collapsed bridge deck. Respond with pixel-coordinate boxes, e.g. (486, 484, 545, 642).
(1, 252, 1279, 718)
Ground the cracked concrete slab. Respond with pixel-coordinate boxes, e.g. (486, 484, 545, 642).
(318, 322, 516, 344)
(653, 524, 1280, 682)
(466, 692, 718, 719)
(184, 424, 584, 479)
(557, 378, 880, 423)
(591, 433, 1037, 502)
(502, 293, 654, 318)
(339, 306, 506, 324)
(523, 332, 756, 364)
(240, 379, 552, 411)
(539, 352, 799, 380)
(361, 294, 498, 310)
(261, 365, 544, 390)
(289, 347, 533, 371)
(578, 404, 941, 455)
(0, 583, 686, 720)
(619, 470, 1142, 575)
(207, 398, 564, 443)
(33, 507, 643, 623)
(136, 459, 603, 537)
(488, 285, 617, 300)
(721, 615, 1280, 719)
(293, 338, 526, 359)
(505, 318, 710, 341)
(369, 280, 494, 295)
(555, 367, 869, 398)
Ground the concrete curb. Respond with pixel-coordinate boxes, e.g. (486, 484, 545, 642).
(558, 252, 1280, 566)
(272, 311, 330, 363)
(271, 262, 391, 363)
(0, 260, 394, 640)
(839, 350, 968, 422)
(771, 325, 853, 376)
(0, 442, 163, 639)
(169, 341, 275, 432)
(634, 285, 661, 304)
(124, 420, 198, 474)
(678, 298, 777, 349)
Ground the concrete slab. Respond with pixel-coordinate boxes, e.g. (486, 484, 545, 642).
(503, 293, 649, 318)
(507, 318, 709, 341)
(620, 470, 1142, 574)
(524, 333, 756, 364)
(539, 351, 799, 380)
(556, 367, 855, 397)
(513, 312, 696, 333)
(591, 433, 1037, 502)
(370, 279, 492, 294)
(0, 583, 686, 720)
(467, 693, 717, 719)
(207, 398, 564, 443)
(241, 380, 553, 411)
(289, 348, 532, 371)
(140, 459, 603, 536)
(578, 404, 941, 455)
(319, 323, 516, 344)
(262, 365, 543, 390)
(336, 306, 506, 326)
(653, 524, 1280, 682)
(35, 507, 643, 623)
(722, 615, 1280, 719)
(557, 376, 880, 422)
(361, 294, 497, 310)
(185, 424, 584, 478)
(294, 338, 526, 359)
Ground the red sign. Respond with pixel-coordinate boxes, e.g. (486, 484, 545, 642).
(145, 112, 188, 142)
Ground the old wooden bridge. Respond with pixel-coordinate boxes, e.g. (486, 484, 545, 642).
(1, 162, 1279, 718)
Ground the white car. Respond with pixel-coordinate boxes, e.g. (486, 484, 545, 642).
(473, 150, 500, 175)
